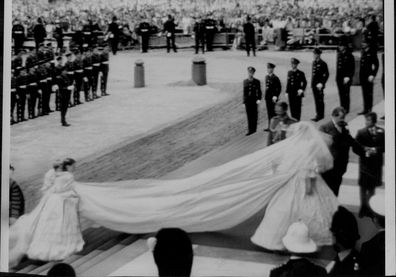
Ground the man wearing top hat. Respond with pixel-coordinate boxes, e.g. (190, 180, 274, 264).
(311, 48, 329, 121)
(359, 41, 379, 115)
(355, 112, 385, 217)
(264, 63, 281, 131)
(286, 58, 307, 121)
(243, 16, 256, 57)
(243, 66, 262, 136)
(269, 222, 327, 277)
(336, 38, 355, 113)
(327, 206, 361, 276)
(359, 192, 385, 277)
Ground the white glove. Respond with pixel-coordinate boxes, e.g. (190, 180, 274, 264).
(67, 85, 74, 90)
(343, 77, 350, 84)
(38, 89, 42, 95)
(83, 77, 88, 82)
(272, 96, 277, 103)
(298, 89, 303, 96)
(368, 75, 374, 82)
(316, 83, 323, 90)
(52, 85, 58, 92)
(256, 100, 261, 104)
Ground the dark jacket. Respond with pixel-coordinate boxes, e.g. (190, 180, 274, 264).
(336, 49, 355, 81)
(243, 78, 262, 104)
(359, 231, 385, 277)
(311, 58, 329, 87)
(360, 49, 379, 80)
(319, 120, 364, 174)
(243, 22, 255, 39)
(108, 22, 120, 38)
(329, 250, 360, 277)
(355, 126, 384, 188)
(163, 19, 176, 35)
(33, 23, 47, 43)
(269, 258, 327, 277)
(265, 73, 281, 100)
(12, 24, 25, 42)
(286, 69, 307, 97)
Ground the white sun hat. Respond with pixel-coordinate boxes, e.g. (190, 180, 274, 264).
(282, 221, 317, 253)
(369, 192, 385, 216)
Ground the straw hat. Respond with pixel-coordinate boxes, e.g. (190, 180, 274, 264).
(282, 221, 317, 253)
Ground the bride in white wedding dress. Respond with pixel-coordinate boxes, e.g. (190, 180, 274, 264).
(9, 121, 338, 266)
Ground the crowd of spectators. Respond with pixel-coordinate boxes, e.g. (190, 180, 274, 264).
(12, 0, 383, 48)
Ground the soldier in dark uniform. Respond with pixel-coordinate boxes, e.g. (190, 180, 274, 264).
(57, 66, 73, 127)
(137, 20, 151, 53)
(91, 45, 102, 99)
(193, 16, 205, 54)
(336, 40, 355, 113)
(359, 42, 379, 115)
(65, 52, 75, 106)
(243, 66, 262, 136)
(53, 20, 64, 54)
(25, 49, 37, 69)
(33, 17, 47, 51)
(328, 206, 361, 276)
(82, 45, 93, 102)
(27, 65, 39, 119)
(53, 56, 63, 111)
(37, 61, 50, 115)
(204, 14, 217, 51)
(13, 49, 24, 72)
(73, 48, 84, 104)
(267, 101, 297, 146)
(286, 58, 307, 121)
(311, 48, 329, 121)
(82, 20, 93, 47)
(269, 222, 327, 277)
(243, 16, 256, 57)
(264, 63, 281, 131)
(71, 24, 85, 53)
(11, 69, 18, 124)
(107, 16, 120, 55)
(100, 45, 110, 96)
(45, 42, 55, 61)
(364, 14, 379, 53)
(163, 15, 177, 53)
(12, 19, 25, 54)
(45, 61, 55, 113)
(16, 68, 28, 122)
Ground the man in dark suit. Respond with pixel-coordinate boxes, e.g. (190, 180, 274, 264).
(163, 15, 177, 53)
(269, 222, 327, 277)
(193, 16, 205, 54)
(336, 40, 355, 113)
(355, 112, 384, 217)
(107, 16, 120, 55)
(286, 58, 307, 121)
(243, 16, 256, 57)
(359, 193, 385, 277)
(267, 102, 297, 146)
(359, 42, 379, 115)
(137, 20, 151, 53)
(311, 48, 329, 121)
(264, 63, 281, 131)
(328, 206, 361, 276)
(319, 107, 365, 196)
(243, 66, 262, 136)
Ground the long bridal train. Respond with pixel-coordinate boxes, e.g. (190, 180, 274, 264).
(9, 121, 338, 266)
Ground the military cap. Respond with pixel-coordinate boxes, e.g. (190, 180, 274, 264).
(247, 66, 256, 73)
(291, 58, 300, 64)
(267, 63, 275, 69)
(313, 48, 322, 54)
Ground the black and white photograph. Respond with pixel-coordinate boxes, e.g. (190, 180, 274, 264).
(0, 0, 395, 276)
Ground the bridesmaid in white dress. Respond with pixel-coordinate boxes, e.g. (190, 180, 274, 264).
(9, 158, 84, 268)
(251, 122, 339, 251)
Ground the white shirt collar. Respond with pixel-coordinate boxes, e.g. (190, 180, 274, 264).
(332, 118, 342, 132)
(338, 249, 352, 262)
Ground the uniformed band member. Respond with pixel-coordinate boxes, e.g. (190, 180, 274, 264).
(107, 16, 120, 55)
(12, 19, 25, 54)
(359, 42, 379, 115)
(204, 14, 217, 52)
(53, 56, 63, 111)
(163, 15, 177, 53)
(57, 66, 73, 127)
(100, 45, 110, 96)
(27, 66, 39, 119)
(243, 16, 256, 57)
(65, 52, 76, 106)
(243, 66, 262, 136)
(311, 48, 329, 121)
(82, 45, 93, 101)
(73, 48, 84, 104)
(37, 61, 49, 115)
(91, 46, 102, 99)
(269, 222, 327, 277)
(193, 16, 205, 54)
(11, 69, 18, 124)
(137, 21, 151, 53)
(267, 101, 297, 146)
(16, 68, 28, 122)
(286, 58, 307, 121)
(336, 40, 355, 113)
(264, 63, 281, 131)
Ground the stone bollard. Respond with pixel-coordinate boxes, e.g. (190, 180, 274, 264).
(134, 60, 145, 88)
(192, 57, 207, 86)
